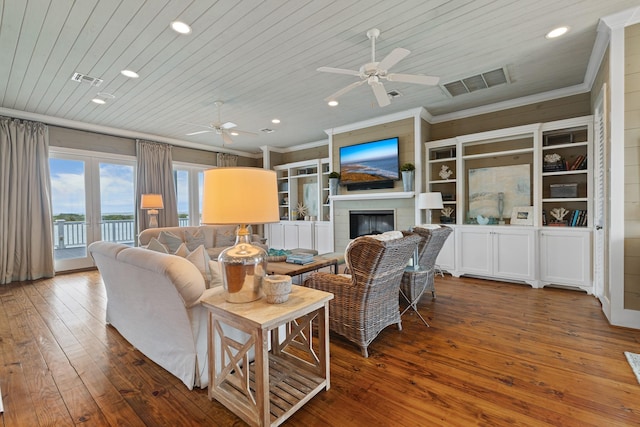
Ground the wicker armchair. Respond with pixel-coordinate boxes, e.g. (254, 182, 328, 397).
(304, 232, 421, 357)
(401, 225, 453, 303)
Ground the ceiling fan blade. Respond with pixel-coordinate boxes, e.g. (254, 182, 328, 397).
(221, 132, 233, 145)
(221, 121, 237, 129)
(231, 129, 258, 137)
(371, 81, 390, 107)
(186, 130, 214, 136)
(317, 66, 360, 76)
(324, 80, 365, 102)
(181, 121, 214, 130)
(386, 73, 440, 85)
(377, 48, 410, 71)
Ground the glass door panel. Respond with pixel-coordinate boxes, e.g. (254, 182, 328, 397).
(99, 162, 135, 246)
(50, 157, 91, 270)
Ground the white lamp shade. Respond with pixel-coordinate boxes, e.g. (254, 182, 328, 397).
(140, 193, 164, 209)
(202, 167, 280, 225)
(417, 192, 443, 209)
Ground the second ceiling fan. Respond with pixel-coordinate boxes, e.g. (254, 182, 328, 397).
(318, 28, 439, 107)
(185, 100, 256, 145)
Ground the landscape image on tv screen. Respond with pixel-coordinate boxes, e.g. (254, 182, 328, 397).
(339, 137, 399, 184)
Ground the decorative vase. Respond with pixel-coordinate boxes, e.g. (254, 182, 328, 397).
(263, 274, 292, 304)
(329, 178, 339, 196)
(402, 170, 414, 192)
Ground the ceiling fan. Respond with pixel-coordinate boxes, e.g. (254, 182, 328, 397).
(185, 100, 256, 144)
(317, 28, 439, 107)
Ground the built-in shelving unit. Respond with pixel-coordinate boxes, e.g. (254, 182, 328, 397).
(424, 116, 594, 293)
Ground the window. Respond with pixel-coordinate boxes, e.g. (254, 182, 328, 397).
(174, 163, 208, 226)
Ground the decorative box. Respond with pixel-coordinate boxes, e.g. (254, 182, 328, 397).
(550, 183, 578, 198)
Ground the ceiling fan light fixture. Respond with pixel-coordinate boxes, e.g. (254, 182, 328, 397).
(230, 131, 239, 136)
(546, 26, 569, 39)
(271, 118, 280, 124)
(91, 98, 106, 105)
(170, 21, 192, 34)
(328, 100, 339, 107)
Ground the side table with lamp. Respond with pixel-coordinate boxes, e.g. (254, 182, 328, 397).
(200, 167, 333, 426)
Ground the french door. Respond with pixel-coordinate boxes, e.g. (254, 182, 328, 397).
(50, 150, 135, 271)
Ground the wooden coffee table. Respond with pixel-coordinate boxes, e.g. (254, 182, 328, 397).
(267, 256, 339, 279)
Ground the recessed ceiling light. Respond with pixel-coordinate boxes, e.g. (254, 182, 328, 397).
(121, 69, 139, 78)
(546, 26, 569, 39)
(96, 92, 116, 99)
(328, 100, 339, 107)
(271, 119, 280, 124)
(170, 21, 192, 34)
(91, 98, 106, 105)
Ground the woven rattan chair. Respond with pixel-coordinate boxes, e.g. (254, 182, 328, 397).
(400, 225, 453, 324)
(304, 232, 421, 357)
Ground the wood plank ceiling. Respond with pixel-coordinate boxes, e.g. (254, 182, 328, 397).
(0, 0, 638, 153)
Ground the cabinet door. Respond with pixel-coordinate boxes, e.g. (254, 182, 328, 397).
(493, 229, 536, 280)
(267, 223, 285, 249)
(283, 222, 300, 249)
(314, 222, 333, 254)
(540, 229, 591, 291)
(458, 228, 492, 276)
(297, 222, 314, 250)
(435, 227, 455, 272)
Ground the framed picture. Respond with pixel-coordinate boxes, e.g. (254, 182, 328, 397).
(510, 206, 534, 225)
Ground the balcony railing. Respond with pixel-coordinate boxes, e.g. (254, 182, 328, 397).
(53, 218, 191, 249)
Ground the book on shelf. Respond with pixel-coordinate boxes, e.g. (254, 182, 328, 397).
(542, 209, 547, 226)
(577, 155, 588, 170)
(570, 155, 585, 170)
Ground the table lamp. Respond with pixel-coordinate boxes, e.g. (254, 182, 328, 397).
(417, 192, 444, 224)
(140, 193, 164, 228)
(202, 167, 279, 303)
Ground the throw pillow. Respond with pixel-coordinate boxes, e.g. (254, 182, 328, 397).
(173, 242, 189, 258)
(207, 260, 224, 289)
(215, 226, 236, 247)
(185, 245, 212, 287)
(159, 231, 184, 253)
(147, 237, 168, 253)
(185, 229, 206, 251)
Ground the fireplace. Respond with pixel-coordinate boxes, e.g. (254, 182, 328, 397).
(349, 210, 395, 239)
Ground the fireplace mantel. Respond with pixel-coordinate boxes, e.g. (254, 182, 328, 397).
(330, 191, 415, 201)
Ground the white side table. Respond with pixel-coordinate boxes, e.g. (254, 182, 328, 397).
(201, 285, 333, 427)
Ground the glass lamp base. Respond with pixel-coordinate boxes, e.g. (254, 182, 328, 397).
(219, 226, 267, 303)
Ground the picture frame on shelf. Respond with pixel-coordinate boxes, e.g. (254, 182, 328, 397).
(510, 206, 534, 226)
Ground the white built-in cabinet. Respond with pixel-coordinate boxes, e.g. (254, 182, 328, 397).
(266, 158, 334, 253)
(426, 116, 594, 293)
(456, 226, 537, 285)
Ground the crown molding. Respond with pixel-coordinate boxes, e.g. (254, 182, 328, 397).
(428, 84, 589, 124)
(324, 107, 424, 136)
(0, 107, 259, 158)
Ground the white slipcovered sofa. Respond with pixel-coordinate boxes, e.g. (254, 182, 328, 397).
(138, 225, 265, 259)
(88, 240, 246, 390)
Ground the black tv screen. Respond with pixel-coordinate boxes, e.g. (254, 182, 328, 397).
(339, 137, 400, 185)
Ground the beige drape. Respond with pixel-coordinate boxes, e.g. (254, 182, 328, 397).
(136, 140, 179, 231)
(216, 152, 238, 167)
(0, 117, 54, 284)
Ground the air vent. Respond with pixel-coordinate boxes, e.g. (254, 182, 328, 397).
(71, 72, 104, 87)
(260, 128, 275, 133)
(387, 90, 402, 98)
(442, 67, 509, 97)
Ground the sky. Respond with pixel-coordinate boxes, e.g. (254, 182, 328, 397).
(49, 159, 191, 215)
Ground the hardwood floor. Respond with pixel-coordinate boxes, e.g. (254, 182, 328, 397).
(1, 271, 640, 426)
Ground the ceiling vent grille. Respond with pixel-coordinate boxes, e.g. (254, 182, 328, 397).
(260, 128, 275, 133)
(71, 72, 104, 87)
(442, 67, 509, 97)
(387, 90, 402, 98)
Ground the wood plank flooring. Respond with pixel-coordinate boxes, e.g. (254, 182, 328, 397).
(1, 271, 640, 426)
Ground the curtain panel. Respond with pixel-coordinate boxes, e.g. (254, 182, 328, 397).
(136, 140, 179, 232)
(216, 152, 238, 167)
(0, 117, 55, 284)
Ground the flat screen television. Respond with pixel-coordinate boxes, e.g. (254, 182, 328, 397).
(339, 137, 400, 189)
